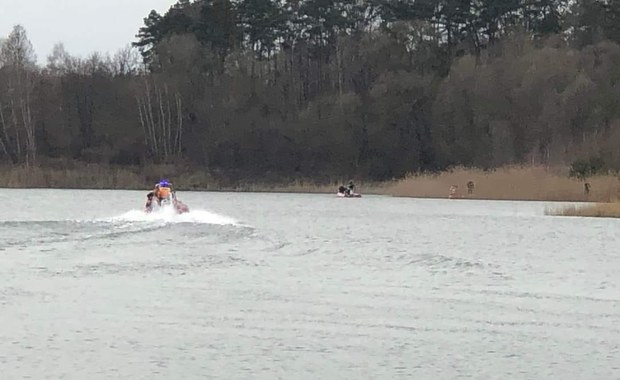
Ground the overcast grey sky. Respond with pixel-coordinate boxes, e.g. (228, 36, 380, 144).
(0, 0, 177, 62)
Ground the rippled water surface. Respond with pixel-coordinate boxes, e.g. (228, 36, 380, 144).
(1, 189, 619, 379)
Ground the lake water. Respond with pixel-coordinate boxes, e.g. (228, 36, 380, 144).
(1, 189, 619, 379)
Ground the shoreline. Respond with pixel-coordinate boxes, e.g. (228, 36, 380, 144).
(0, 185, 597, 204)
(1, 164, 619, 204)
(545, 202, 620, 219)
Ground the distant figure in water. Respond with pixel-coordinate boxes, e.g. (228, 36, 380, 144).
(584, 182, 591, 196)
(467, 180, 475, 195)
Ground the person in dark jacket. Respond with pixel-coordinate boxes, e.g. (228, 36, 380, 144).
(347, 180, 355, 195)
(145, 191, 155, 212)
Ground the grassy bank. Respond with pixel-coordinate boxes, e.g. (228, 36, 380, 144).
(2, 164, 619, 203)
(386, 166, 620, 203)
(0, 163, 198, 190)
(0, 163, 385, 194)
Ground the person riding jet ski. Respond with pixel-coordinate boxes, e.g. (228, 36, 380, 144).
(145, 191, 155, 213)
(144, 179, 190, 213)
(153, 179, 174, 205)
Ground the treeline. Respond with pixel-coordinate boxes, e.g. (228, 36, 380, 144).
(1, 0, 620, 181)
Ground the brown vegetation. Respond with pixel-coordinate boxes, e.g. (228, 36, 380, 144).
(386, 166, 620, 202)
(0, 162, 386, 194)
(0, 163, 209, 190)
(3, 164, 619, 204)
(546, 203, 620, 218)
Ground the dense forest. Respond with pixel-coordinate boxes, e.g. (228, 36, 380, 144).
(1, 0, 620, 181)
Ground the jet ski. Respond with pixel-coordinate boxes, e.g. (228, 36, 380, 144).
(172, 198, 190, 214)
(145, 194, 190, 214)
(144, 179, 190, 214)
(337, 191, 362, 198)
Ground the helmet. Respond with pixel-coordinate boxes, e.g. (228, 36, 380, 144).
(159, 179, 170, 187)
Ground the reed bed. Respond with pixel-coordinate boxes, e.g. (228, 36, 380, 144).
(545, 202, 620, 218)
(0, 164, 383, 194)
(0, 164, 210, 190)
(387, 166, 620, 202)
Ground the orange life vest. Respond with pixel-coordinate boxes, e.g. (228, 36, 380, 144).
(158, 186, 171, 198)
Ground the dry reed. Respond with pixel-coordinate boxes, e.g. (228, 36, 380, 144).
(545, 202, 620, 218)
(229, 179, 387, 194)
(0, 164, 200, 190)
(386, 166, 620, 202)
(0, 164, 383, 194)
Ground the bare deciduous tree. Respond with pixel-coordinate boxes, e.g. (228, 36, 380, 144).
(0, 25, 37, 166)
(136, 78, 183, 161)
